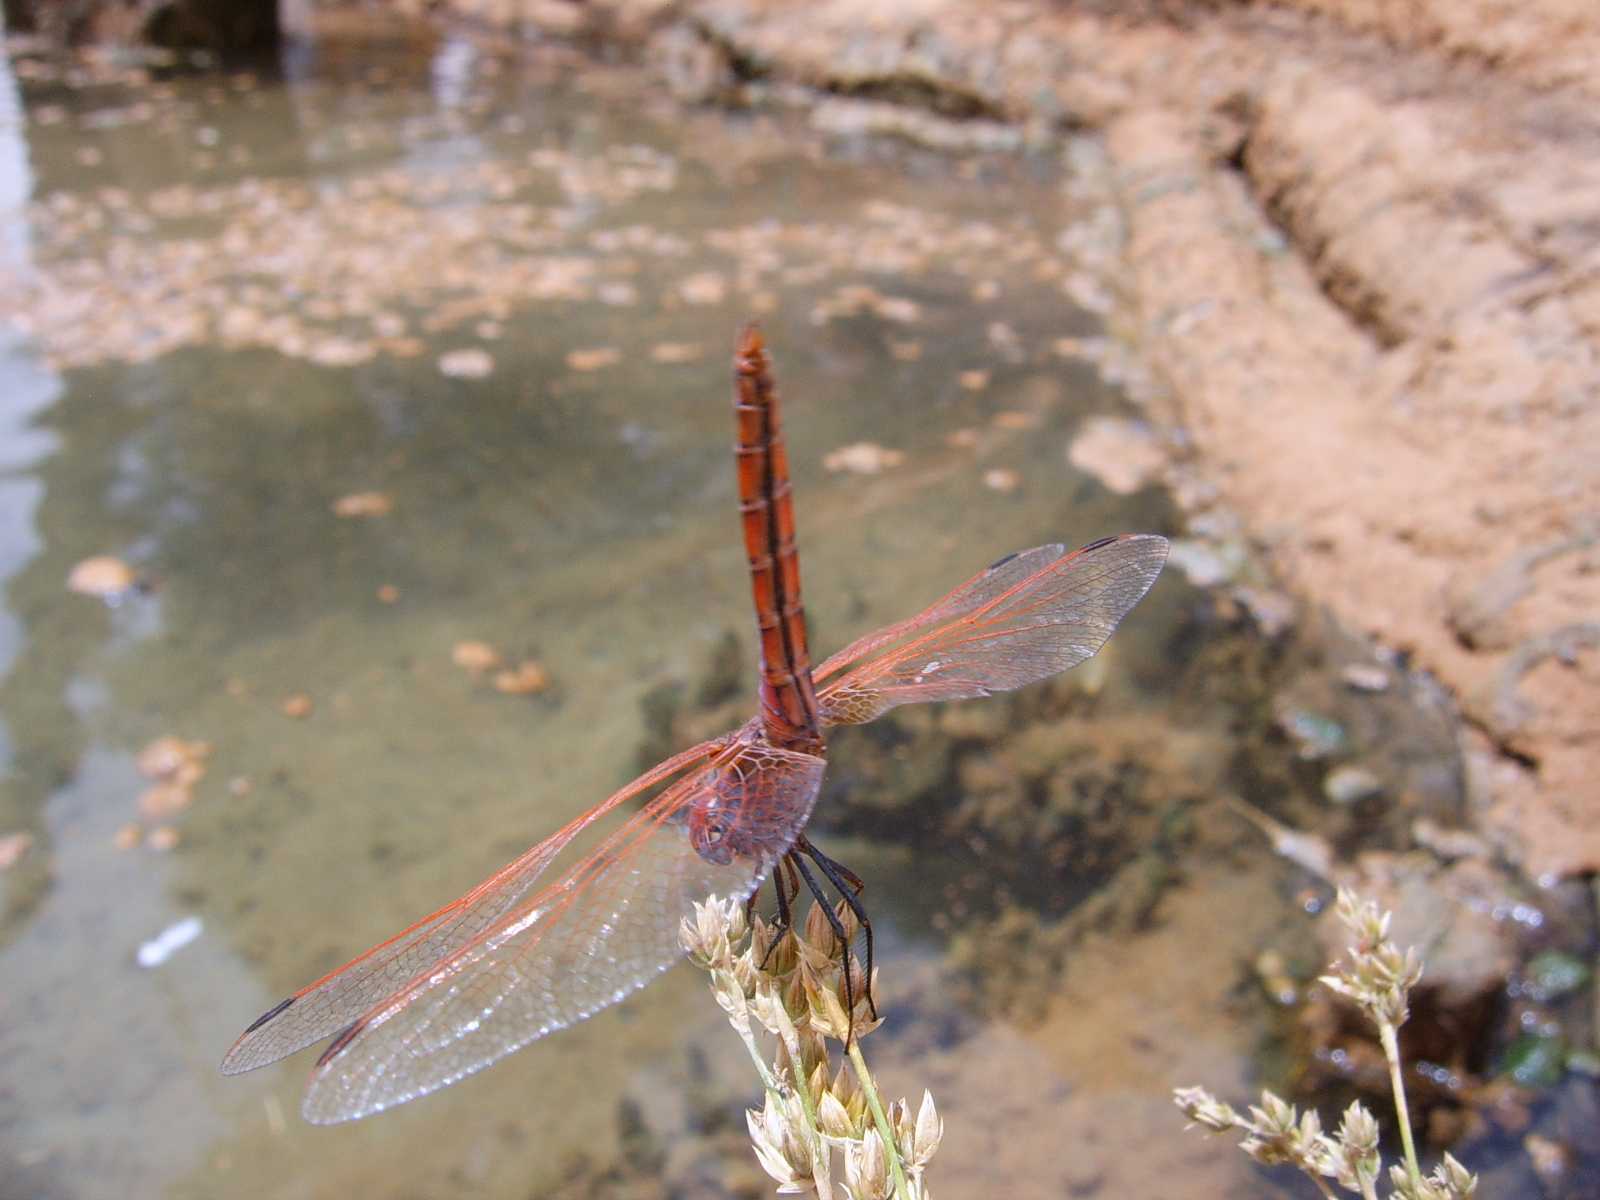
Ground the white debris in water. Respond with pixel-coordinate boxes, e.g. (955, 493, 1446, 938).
(136, 915, 203, 968)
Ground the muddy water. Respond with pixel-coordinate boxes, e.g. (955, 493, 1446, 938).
(0, 24, 1482, 1200)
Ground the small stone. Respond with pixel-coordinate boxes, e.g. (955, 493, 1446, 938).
(227, 776, 253, 798)
(992, 411, 1038, 431)
(1341, 664, 1391, 693)
(136, 736, 209, 781)
(1275, 704, 1346, 759)
(147, 826, 181, 852)
(0, 831, 33, 869)
(68, 555, 138, 598)
(139, 784, 193, 820)
(1068, 416, 1166, 495)
(281, 694, 313, 719)
(114, 824, 143, 851)
(958, 369, 989, 391)
(1323, 765, 1383, 805)
(376, 584, 400, 604)
(982, 468, 1019, 493)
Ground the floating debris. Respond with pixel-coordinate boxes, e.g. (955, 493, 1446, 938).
(68, 555, 140, 600)
(982, 468, 1020, 493)
(810, 284, 921, 326)
(138, 784, 193, 821)
(0, 832, 33, 870)
(958, 369, 989, 391)
(136, 736, 210, 782)
(597, 281, 639, 306)
(376, 584, 401, 604)
(566, 347, 620, 371)
(114, 824, 143, 851)
(280, 694, 313, 719)
(227, 776, 253, 798)
(332, 491, 394, 518)
(945, 428, 981, 449)
(146, 826, 181, 852)
(992, 410, 1038, 431)
(649, 342, 703, 364)
(822, 442, 905, 475)
(493, 660, 550, 695)
(136, 915, 203, 968)
(438, 348, 495, 379)
(676, 271, 727, 305)
(452, 640, 502, 673)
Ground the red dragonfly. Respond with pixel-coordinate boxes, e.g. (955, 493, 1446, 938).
(223, 327, 1168, 1123)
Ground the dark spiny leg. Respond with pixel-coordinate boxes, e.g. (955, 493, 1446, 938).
(789, 852, 862, 1043)
(759, 856, 803, 970)
(796, 837, 877, 1020)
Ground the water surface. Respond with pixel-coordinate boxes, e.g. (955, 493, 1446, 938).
(0, 25, 1480, 1200)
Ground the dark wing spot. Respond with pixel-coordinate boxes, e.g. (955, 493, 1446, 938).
(316, 1020, 365, 1068)
(1080, 535, 1120, 553)
(242, 996, 295, 1034)
(986, 550, 1020, 571)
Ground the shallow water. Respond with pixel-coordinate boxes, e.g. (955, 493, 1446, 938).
(0, 22, 1532, 1200)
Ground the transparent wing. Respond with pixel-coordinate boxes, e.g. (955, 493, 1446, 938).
(299, 739, 826, 1124)
(816, 534, 1168, 725)
(220, 740, 722, 1078)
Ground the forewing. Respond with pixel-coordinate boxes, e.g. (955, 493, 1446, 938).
(300, 740, 826, 1124)
(220, 741, 720, 1077)
(817, 534, 1168, 725)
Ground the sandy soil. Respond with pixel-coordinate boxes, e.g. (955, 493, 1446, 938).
(431, 0, 1600, 882)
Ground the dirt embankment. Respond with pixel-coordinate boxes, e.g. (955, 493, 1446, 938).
(341, 0, 1600, 880)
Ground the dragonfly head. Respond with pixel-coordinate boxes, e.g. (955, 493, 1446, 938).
(687, 800, 736, 865)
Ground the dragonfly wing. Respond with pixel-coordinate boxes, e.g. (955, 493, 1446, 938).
(817, 534, 1168, 725)
(300, 740, 826, 1124)
(220, 741, 722, 1077)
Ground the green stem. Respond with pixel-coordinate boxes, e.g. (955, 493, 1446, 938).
(769, 991, 832, 1197)
(1379, 1020, 1424, 1191)
(846, 1039, 911, 1200)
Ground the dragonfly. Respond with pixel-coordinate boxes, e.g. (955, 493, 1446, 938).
(223, 326, 1169, 1123)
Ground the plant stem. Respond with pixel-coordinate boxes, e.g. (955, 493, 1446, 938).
(846, 1039, 911, 1200)
(1379, 1020, 1424, 1191)
(768, 992, 833, 1197)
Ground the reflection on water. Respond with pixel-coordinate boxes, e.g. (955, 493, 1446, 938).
(0, 22, 1506, 1200)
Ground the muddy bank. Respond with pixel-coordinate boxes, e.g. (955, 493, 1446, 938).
(410, 0, 1600, 881)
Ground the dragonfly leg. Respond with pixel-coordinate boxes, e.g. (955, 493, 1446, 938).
(789, 848, 875, 1044)
(795, 837, 877, 1022)
(757, 856, 803, 970)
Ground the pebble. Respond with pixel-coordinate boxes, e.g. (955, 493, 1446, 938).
(1322, 764, 1383, 805)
